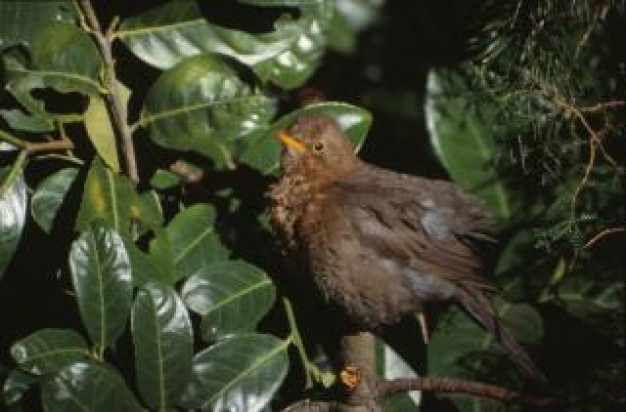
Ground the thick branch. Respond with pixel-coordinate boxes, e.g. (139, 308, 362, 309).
(78, 0, 138, 184)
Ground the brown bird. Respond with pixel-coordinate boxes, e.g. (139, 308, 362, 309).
(268, 115, 545, 382)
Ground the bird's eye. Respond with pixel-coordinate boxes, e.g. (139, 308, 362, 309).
(313, 142, 324, 152)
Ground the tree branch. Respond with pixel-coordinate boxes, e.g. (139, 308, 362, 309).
(376, 376, 553, 407)
(77, 0, 139, 184)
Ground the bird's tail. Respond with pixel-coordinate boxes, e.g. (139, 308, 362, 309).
(455, 286, 546, 383)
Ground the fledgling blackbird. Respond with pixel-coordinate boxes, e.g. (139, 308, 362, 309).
(268, 115, 545, 382)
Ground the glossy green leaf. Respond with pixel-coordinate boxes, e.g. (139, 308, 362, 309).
(181, 261, 275, 342)
(41, 361, 143, 412)
(326, 0, 381, 53)
(3, 368, 39, 405)
(131, 281, 193, 410)
(0, 109, 53, 133)
(150, 204, 229, 283)
(68, 223, 133, 349)
(75, 158, 138, 235)
(4, 22, 103, 119)
(0, 168, 27, 279)
(11, 329, 89, 375)
(425, 70, 517, 220)
(118, 1, 330, 89)
(84, 96, 120, 172)
(240, 101, 373, 173)
(140, 54, 275, 169)
(31, 168, 79, 234)
(124, 236, 171, 287)
(180, 333, 289, 411)
(0, 1, 74, 50)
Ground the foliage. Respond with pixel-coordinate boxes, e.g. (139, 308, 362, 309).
(0, 1, 624, 411)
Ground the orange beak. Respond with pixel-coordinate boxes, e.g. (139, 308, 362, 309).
(276, 130, 306, 153)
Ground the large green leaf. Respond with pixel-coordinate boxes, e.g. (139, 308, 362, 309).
(181, 261, 275, 342)
(180, 333, 289, 411)
(0, 167, 27, 279)
(425, 69, 517, 220)
(75, 158, 138, 235)
(68, 223, 133, 350)
(31, 168, 79, 234)
(548, 275, 624, 337)
(0, 1, 74, 51)
(3, 368, 40, 406)
(4, 21, 103, 119)
(41, 361, 143, 412)
(118, 0, 330, 89)
(140, 54, 275, 169)
(150, 204, 229, 283)
(11, 329, 89, 375)
(131, 281, 193, 410)
(240, 101, 373, 173)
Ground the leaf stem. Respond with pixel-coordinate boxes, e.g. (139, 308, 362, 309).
(77, 0, 139, 185)
(0, 150, 28, 197)
(283, 296, 315, 388)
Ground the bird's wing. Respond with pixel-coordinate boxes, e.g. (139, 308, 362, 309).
(326, 167, 497, 291)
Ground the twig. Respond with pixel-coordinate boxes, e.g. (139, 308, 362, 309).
(580, 100, 626, 113)
(25, 140, 74, 154)
(376, 377, 553, 407)
(77, 0, 138, 184)
(583, 226, 626, 249)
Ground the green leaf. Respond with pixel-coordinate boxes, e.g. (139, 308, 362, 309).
(118, 0, 330, 89)
(0, 168, 27, 279)
(326, 0, 381, 54)
(0, 109, 53, 133)
(548, 276, 624, 337)
(31, 168, 79, 234)
(68, 223, 133, 350)
(425, 69, 517, 220)
(11, 329, 89, 375)
(240, 101, 372, 173)
(181, 261, 275, 342)
(3, 368, 39, 406)
(4, 21, 103, 119)
(84, 96, 120, 172)
(140, 54, 275, 169)
(75, 158, 139, 235)
(0, 1, 74, 51)
(150, 204, 229, 283)
(180, 333, 289, 411)
(41, 361, 143, 412)
(123, 236, 171, 287)
(131, 281, 193, 410)
(149, 169, 182, 190)
(134, 190, 164, 236)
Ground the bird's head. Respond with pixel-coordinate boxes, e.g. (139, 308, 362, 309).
(276, 115, 360, 179)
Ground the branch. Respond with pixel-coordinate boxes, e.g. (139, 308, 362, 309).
(376, 376, 553, 407)
(25, 140, 74, 154)
(77, 0, 138, 184)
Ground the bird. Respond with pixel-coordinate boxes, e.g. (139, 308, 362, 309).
(267, 114, 545, 383)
